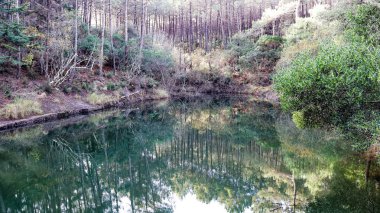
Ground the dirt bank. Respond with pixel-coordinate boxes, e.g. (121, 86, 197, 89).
(0, 87, 278, 132)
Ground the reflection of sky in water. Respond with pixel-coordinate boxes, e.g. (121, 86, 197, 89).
(118, 193, 234, 213)
(118, 192, 291, 212)
(174, 193, 228, 213)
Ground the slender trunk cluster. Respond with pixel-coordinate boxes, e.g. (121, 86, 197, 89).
(2, 0, 343, 79)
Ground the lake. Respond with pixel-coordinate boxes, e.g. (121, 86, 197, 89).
(0, 97, 379, 213)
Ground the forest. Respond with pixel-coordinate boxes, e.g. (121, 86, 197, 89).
(0, 0, 380, 212)
(1, 0, 379, 146)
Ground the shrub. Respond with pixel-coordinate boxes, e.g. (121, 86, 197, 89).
(285, 19, 319, 43)
(230, 32, 257, 57)
(40, 82, 53, 94)
(105, 72, 114, 79)
(81, 81, 92, 91)
(230, 35, 284, 72)
(78, 34, 110, 56)
(345, 4, 380, 46)
(1, 99, 43, 120)
(292, 111, 307, 129)
(87, 93, 114, 105)
(110, 33, 127, 62)
(62, 84, 81, 94)
(78, 34, 100, 54)
(106, 83, 118, 91)
(141, 45, 175, 76)
(140, 77, 159, 89)
(274, 42, 380, 126)
(1, 83, 12, 99)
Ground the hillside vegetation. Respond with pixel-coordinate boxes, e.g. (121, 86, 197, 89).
(1, 0, 379, 154)
(274, 1, 380, 151)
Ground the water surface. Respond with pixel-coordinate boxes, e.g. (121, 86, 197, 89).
(0, 97, 379, 212)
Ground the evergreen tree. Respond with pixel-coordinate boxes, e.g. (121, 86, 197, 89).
(0, 1, 30, 72)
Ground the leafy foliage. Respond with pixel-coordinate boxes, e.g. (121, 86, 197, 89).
(274, 42, 380, 126)
(0, 4, 33, 70)
(141, 44, 175, 76)
(345, 4, 380, 46)
(78, 34, 100, 54)
(230, 34, 284, 72)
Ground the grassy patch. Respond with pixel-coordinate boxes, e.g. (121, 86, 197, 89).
(152, 89, 170, 99)
(87, 93, 115, 105)
(1, 99, 43, 120)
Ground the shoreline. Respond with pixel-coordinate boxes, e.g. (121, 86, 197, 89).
(0, 90, 279, 132)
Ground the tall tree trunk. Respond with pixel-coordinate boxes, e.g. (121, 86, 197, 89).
(219, 0, 226, 48)
(44, 0, 50, 77)
(108, 0, 116, 73)
(16, 0, 21, 78)
(189, 1, 193, 52)
(180, 8, 184, 42)
(95, 8, 98, 28)
(225, 0, 231, 43)
(209, 0, 213, 48)
(204, 0, 209, 52)
(137, 0, 146, 81)
(88, 0, 93, 32)
(124, 0, 128, 69)
(83, 0, 88, 26)
(74, 0, 78, 73)
(296, 0, 302, 19)
(99, 0, 106, 75)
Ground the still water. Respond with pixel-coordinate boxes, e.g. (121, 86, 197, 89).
(0, 97, 379, 213)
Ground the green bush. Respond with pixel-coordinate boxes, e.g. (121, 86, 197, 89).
(144, 77, 159, 89)
(81, 81, 92, 91)
(230, 35, 284, 72)
(229, 32, 257, 57)
(345, 4, 380, 46)
(256, 35, 284, 49)
(106, 83, 118, 91)
(274, 42, 380, 126)
(285, 19, 319, 44)
(1, 83, 12, 99)
(247, 36, 284, 71)
(141, 45, 175, 76)
(39, 82, 53, 94)
(79, 34, 109, 54)
(78, 34, 100, 54)
(292, 111, 307, 129)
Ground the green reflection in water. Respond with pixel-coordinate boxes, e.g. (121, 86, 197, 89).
(0, 97, 379, 213)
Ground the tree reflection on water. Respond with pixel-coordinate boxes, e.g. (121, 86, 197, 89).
(0, 98, 379, 212)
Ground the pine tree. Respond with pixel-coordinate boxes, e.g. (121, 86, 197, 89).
(0, 1, 30, 73)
